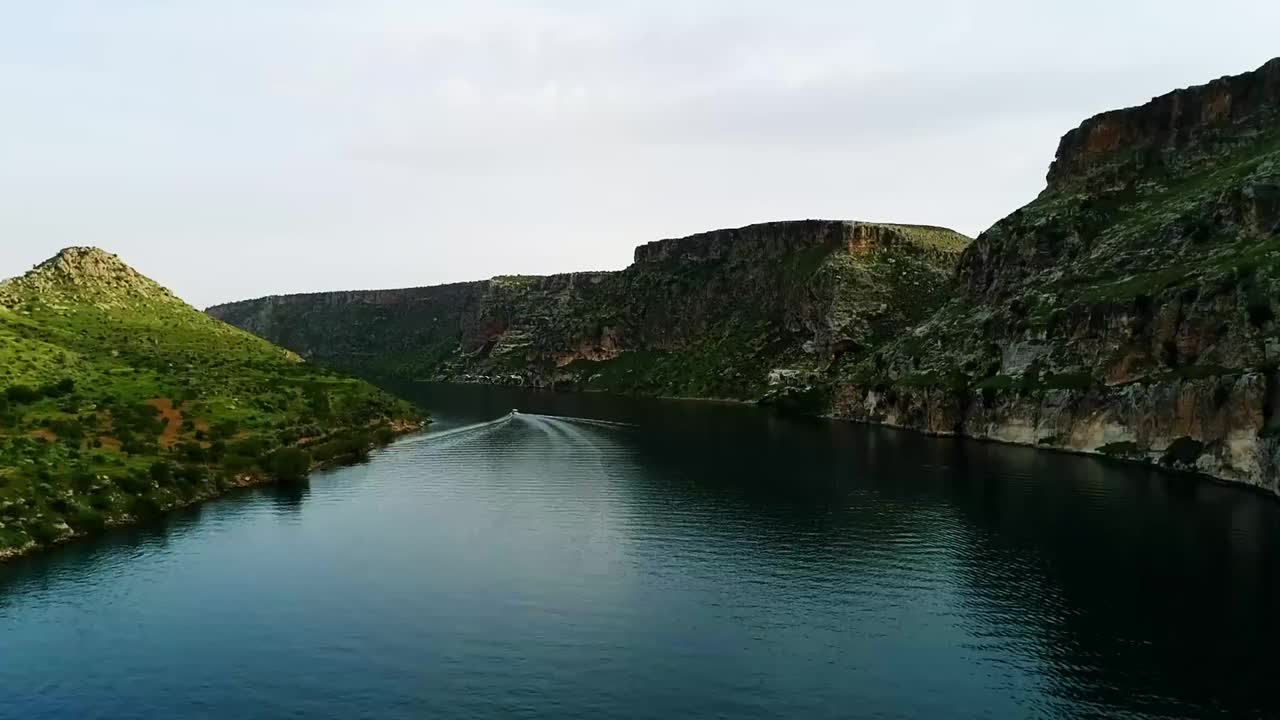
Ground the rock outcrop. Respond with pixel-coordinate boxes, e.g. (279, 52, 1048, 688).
(209, 221, 970, 400)
(834, 58, 1280, 492)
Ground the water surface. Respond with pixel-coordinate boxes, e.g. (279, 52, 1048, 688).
(3, 383, 1279, 719)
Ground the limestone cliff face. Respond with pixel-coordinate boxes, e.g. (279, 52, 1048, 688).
(209, 282, 489, 379)
(211, 58, 1280, 493)
(209, 221, 969, 400)
(1045, 57, 1280, 192)
(834, 58, 1280, 493)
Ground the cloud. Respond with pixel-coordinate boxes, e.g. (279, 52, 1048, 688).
(1, 1, 1278, 306)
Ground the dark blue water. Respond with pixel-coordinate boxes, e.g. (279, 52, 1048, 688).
(3, 383, 1280, 719)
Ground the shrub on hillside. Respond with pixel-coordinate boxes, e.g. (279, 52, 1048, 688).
(149, 461, 174, 486)
(41, 378, 75, 398)
(49, 418, 85, 442)
(176, 464, 210, 485)
(5, 385, 41, 404)
(264, 447, 312, 483)
(211, 420, 240, 440)
(309, 430, 371, 464)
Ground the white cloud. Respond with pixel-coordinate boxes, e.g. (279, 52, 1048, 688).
(1, 0, 1278, 306)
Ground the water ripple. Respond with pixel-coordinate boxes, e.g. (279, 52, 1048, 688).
(2, 388, 1279, 720)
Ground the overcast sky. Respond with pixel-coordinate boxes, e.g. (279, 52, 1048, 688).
(2, 1, 1277, 307)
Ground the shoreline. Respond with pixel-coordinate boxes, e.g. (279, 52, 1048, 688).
(426, 379, 1276, 499)
(9, 384, 1272, 566)
(0, 420, 427, 565)
(825, 414, 1280, 501)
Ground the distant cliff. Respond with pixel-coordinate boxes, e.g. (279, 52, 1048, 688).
(209, 221, 970, 401)
(212, 58, 1280, 494)
(833, 58, 1280, 492)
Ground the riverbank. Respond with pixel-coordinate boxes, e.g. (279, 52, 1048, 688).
(421, 379, 1278, 498)
(8, 382, 1277, 719)
(0, 420, 427, 563)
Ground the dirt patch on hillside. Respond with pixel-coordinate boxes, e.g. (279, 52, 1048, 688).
(146, 398, 183, 449)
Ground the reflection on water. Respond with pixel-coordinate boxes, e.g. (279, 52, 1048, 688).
(1, 382, 1279, 719)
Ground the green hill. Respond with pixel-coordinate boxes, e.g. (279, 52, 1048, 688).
(0, 247, 421, 558)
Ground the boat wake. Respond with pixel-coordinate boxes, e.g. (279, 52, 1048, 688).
(393, 412, 518, 449)
(521, 413, 638, 430)
(388, 411, 634, 455)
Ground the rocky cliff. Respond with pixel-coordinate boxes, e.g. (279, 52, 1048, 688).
(211, 58, 1280, 493)
(209, 220, 970, 400)
(833, 58, 1280, 492)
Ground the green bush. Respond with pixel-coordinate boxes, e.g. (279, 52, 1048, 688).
(230, 436, 270, 458)
(222, 453, 259, 476)
(122, 437, 157, 456)
(68, 506, 106, 532)
(70, 469, 96, 493)
(264, 447, 312, 483)
(130, 493, 165, 518)
(175, 441, 207, 463)
(176, 464, 210, 485)
(309, 430, 371, 464)
(49, 419, 85, 442)
(114, 471, 152, 495)
(27, 518, 66, 545)
(149, 462, 174, 486)
(6, 385, 41, 404)
(41, 378, 76, 398)
(211, 420, 240, 440)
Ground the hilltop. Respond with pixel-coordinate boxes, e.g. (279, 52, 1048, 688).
(0, 248, 421, 559)
(209, 220, 972, 400)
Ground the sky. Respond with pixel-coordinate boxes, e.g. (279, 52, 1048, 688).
(2, 1, 1278, 307)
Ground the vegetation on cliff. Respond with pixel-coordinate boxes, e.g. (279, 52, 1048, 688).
(209, 221, 971, 401)
(835, 57, 1280, 490)
(0, 248, 420, 557)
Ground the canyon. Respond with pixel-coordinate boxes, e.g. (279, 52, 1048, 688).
(210, 58, 1280, 493)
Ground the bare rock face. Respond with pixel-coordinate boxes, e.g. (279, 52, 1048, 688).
(1046, 57, 1280, 192)
(835, 57, 1280, 494)
(209, 220, 969, 400)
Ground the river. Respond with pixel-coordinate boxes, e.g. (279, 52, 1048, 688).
(2, 383, 1278, 719)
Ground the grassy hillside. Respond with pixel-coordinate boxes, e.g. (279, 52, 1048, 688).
(0, 247, 421, 558)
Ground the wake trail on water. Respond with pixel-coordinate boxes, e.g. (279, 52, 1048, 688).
(520, 413, 638, 430)
(387, 411, 633, 457)
(390, 412, 517, 450)
(530, 415, 627, 480)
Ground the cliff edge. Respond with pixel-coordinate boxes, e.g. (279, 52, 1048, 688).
(209, 220, 971, 400)
(835, 57, 1280, 492)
